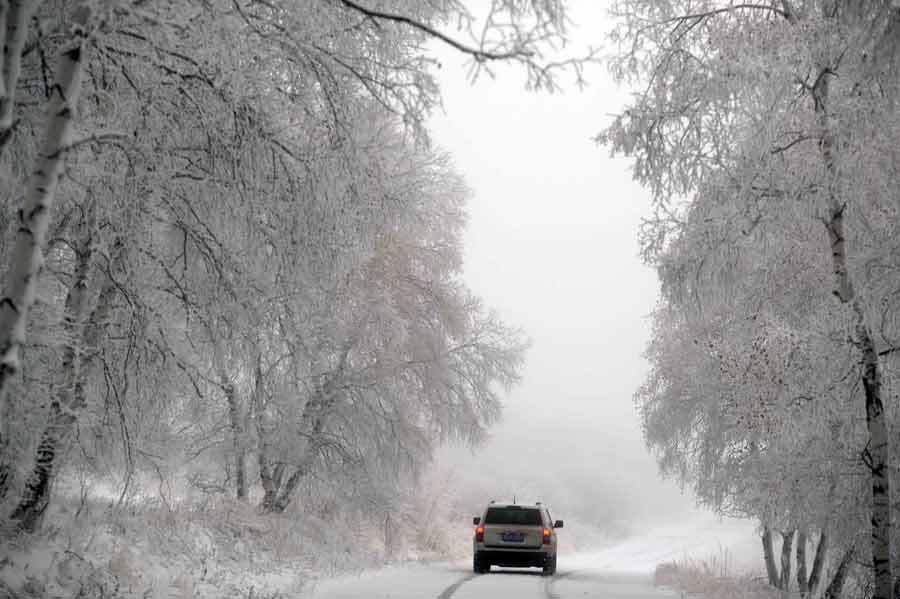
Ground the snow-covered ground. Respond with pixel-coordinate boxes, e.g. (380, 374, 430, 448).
(565, 513, 761, 574)
(305, 514, 760, 599)
(306, 560, 677, 599)
(0, 486, 761, 599)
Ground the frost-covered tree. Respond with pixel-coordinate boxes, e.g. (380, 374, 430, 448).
(603, 2, 900, 596)
(0, 2, 92, 506)
(0, 0, 559, 535)
(638, 221, 865, 593)
(251, 141, 526, 513)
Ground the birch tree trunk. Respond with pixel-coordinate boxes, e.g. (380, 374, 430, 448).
(265, 379, 340, 513)
(780, 530, 794, 592)
(268, 413, 325, 513)
(0, 29, 88, 507)
(262, 347, 351, 513)
(256, 380, 286, 512)
(271, 464, 309, 513)
(823, 548, 854, 599)
(258, 459, 277, 510)
(0, 0, 35, 152)
(796, 529, 809, 596)
(0, 36, 88, 397)
(763, 525, 780, 588)
(808, 533, 827, 593)
(814, 69, 893, 599)
(10, 236, 124, 531)
(257, 433, 280, 510)
(260, 391, 330, 513)
(12, 232, 118, 530)
(10, 216, 93, 531)
(384, 512, 395, 559)
(253, 355, 283, 511)
(222, 376, 247, 500)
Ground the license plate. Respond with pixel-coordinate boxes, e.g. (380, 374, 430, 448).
(501, 532, 525, 542)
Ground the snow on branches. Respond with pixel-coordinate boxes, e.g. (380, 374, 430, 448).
(605, 1, 900, 596)
(0, 0, 570, 540)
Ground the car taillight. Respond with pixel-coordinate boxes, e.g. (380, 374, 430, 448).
(542, 528, 551, 544)
(476, 526, 485, 542)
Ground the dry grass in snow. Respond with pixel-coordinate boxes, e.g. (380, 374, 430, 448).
(0, 489, 458, 599)
(653, 549, 779, 599)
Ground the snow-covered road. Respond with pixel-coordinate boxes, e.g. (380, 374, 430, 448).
(304, 516, 759, 599)
(305, 561, 678, 599)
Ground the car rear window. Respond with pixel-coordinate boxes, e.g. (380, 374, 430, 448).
(483, 507, 542, 526)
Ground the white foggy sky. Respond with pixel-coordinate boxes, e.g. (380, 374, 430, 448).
(426, 1, 700, 527)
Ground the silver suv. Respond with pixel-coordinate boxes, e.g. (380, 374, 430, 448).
(472, 502, 563, 575)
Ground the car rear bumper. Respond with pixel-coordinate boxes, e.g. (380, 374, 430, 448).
(476, 549, 553, 568)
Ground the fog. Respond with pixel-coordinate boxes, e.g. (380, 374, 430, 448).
(427, 0, 748, 552)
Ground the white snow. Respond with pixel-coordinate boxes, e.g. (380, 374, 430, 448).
(304, 515, 759, 598)
(564, 513, 760, 575)
(304, 559, 678, 599)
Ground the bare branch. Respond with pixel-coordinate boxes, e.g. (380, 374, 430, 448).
(335, 0, 533, 63)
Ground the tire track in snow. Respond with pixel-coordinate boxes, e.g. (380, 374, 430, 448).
(543, 569, 578, 599)
(436, 573, 477, 599)
(542, 577, 560, 599)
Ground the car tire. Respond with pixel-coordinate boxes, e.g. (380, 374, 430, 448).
(542, 555, 557, 576)
(474, 554, 489, 574)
